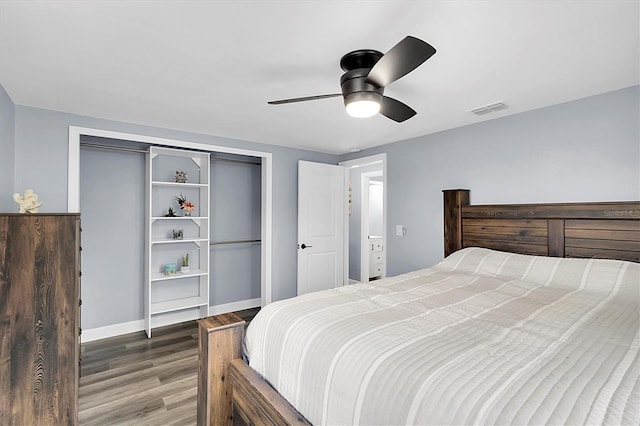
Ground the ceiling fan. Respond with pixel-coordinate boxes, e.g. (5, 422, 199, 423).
(268, 36, 436, 122)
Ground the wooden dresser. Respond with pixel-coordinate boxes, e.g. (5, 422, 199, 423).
(0, 214, 81, 425)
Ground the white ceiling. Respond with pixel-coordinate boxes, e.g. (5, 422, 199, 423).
(1, 1, 638, 155)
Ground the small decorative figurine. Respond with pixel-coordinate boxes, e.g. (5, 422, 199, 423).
(174, 171, 188, 183)
(175, 193, 195, 216)
(164, 207, 177, 217)
(13, 189, 43, 213)
(172, 229, 184, 240)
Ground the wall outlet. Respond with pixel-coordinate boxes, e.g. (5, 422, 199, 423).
(396, 225, 406, 236)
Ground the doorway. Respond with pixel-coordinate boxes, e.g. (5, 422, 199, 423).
(339, 154, 386, 284)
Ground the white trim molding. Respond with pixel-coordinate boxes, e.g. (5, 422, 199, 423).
(81, 319, 145, 343)
(207, 298, 261, 316)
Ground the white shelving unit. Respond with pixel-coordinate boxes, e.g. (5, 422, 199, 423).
(145, 146, 210, 338)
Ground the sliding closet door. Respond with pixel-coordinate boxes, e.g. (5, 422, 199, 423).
(209, 159, 261, 311)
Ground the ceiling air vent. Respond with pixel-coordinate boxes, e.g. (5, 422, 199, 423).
(469, 101, 508, 116)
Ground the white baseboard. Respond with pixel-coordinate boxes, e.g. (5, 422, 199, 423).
(208, 298, 261, 316)
(81, 319, 145, 343)
(81, 298, 262, 343)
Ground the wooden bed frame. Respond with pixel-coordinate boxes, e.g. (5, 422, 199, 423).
(196, 189, 640, 425)
(443, 189, 640, 262)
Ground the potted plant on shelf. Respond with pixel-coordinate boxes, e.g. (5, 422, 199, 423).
(181, 253, 190, 273)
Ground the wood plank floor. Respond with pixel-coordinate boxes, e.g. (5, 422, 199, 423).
(79, 308, 259, 425)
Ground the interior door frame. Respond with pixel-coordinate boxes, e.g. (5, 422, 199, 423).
(339, 153, 387, 284)
(67, 126, 273, 306)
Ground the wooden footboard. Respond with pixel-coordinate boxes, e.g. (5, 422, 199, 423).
(230, 359, 310, 425)
(197, 314, 244, 425)
(197, 313, 310, 426)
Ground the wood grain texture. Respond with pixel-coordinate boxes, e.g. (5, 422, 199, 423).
(0, 214, 80, 425)
(443, 191, 640, 262)
(197, 313, 245, 426)
(443, 189, 470, 256)
(79, 320, 200, 426)
(78, 309, 258, 426)
(462, 217, 549, 256)
(196, 312, 311, 426)
(547, 219, 565, 257)
(230, 360, 311, 425)
(462, 202, 640, 219)
(0, 216, 10, 421)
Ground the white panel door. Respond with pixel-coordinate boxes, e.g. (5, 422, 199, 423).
(297, 161, 345, 295)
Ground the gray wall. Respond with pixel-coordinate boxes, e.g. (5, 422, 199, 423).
(13, 105, 337, 329)
(340, 85, 640, 276)
(210, 160, 261, 305)
(80, 146, 145, 329)
(0, 84, 15, 211)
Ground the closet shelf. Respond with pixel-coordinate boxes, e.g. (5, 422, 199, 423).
(210, 239, 261, 246)
(150, 297, 208, 315)
(151, 181, 208, 188)
(151, 216, 208, 220)
(151, 237, 208, 245)
(151, 269, 207, 282)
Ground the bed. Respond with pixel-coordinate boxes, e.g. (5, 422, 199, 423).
(197, 189, 640, 425)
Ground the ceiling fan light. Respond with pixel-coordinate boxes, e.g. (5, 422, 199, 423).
(346, 100, 380, 118)
(344, 92, 381, 118)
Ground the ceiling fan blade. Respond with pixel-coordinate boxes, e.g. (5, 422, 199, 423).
(366, 36, 436, 87)
(268, 93, 342, 105)
(379, 96, 417, 122)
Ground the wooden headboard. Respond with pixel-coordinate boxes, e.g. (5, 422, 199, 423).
(443, 189, 640, 262)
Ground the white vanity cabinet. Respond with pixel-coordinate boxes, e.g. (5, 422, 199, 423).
(369, 236, 384, 280)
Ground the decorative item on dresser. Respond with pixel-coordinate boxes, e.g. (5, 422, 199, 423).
(0, 213, 81, 425)
(196, 190, 639, 425)
(12, 189, 44, 213)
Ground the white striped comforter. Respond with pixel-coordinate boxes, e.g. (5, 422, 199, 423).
(245, 248, 640, 425)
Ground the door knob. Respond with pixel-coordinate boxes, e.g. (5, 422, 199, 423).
(300, 243, 313, 249)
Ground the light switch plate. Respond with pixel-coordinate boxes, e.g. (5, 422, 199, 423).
(396, 225, 405, 236)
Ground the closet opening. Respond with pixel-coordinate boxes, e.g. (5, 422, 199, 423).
(69, 127, 271, 342)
